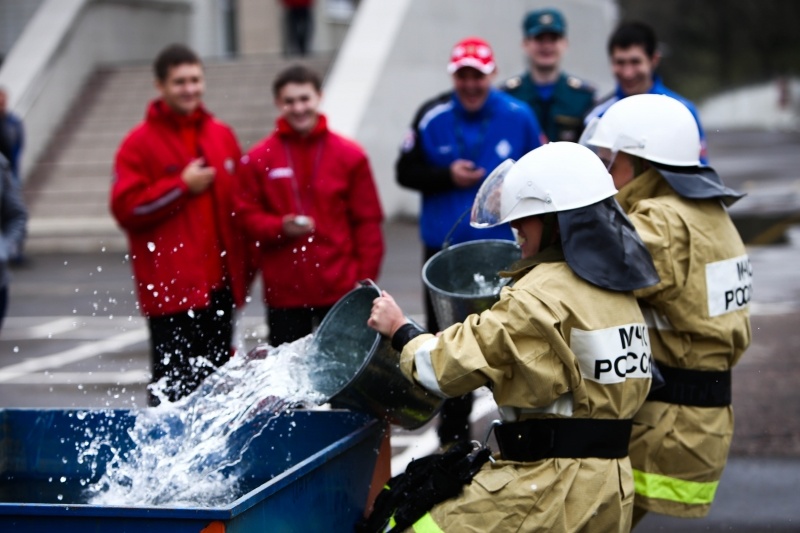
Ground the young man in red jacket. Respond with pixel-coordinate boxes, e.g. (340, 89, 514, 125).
(110, 44, 253, 405)
(238, 65, 384, 346)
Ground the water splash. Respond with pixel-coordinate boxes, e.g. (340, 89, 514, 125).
(81, 335, 335, 507)
(469, 273, 509, 296)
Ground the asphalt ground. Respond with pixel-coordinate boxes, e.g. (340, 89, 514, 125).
(1, 129, 800, 529)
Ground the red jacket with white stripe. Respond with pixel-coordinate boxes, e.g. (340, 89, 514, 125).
(238, 115, 384, 309)
(110, 100, 254, 317)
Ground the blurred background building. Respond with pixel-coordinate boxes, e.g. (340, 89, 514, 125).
(1, 7, 799, 527)
(0, 0, 797, 253)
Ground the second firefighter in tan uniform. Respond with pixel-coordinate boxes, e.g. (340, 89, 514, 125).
(583, 94, 751, 521)
(369, 142, 661, 532)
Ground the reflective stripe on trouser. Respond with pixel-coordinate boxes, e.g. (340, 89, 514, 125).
(381, 511, 443, 532)
(412, 512, 445, 533)
(633, 468, 719, 506)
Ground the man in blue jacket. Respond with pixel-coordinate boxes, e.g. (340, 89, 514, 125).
(396, 36, 544, 448)
(585, 21, 708, 164)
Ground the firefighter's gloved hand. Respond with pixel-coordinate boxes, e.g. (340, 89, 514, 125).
(356, 441, 491, 533)
(394, 442, 474, 526)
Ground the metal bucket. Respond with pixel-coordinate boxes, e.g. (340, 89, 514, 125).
(309, 282, 443, 429)
(423, 239, 520, 327)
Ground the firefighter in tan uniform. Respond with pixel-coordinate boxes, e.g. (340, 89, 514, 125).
(367, 142, 660, 532)
(582, 94, 752, 524)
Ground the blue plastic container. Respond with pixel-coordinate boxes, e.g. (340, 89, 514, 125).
(0, 408, 383, 532)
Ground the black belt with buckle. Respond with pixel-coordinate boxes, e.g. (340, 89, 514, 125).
(494, 418, 632, 462)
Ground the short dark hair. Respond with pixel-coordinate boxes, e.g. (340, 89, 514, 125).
(153, 44, 201, 82)
(272, 65, 322, 98)
(608, 21, 657, 58)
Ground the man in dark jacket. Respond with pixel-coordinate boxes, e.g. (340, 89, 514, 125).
(238, 65, 384, 347)
(0, 87, 28, 266)
(0, 87, 24, 183)
(110, 44, 254, 405)
(501, 8, 596, 143)
(0, 152, 27, 330)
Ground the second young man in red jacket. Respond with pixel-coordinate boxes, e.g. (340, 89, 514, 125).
(239, 65, 384, 346)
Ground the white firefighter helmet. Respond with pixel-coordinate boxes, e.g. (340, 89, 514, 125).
(470, 142, 617, 228)
(580, 93, 701, 168)
(580, 93, 745, 205)
(471, 142, 659, 292)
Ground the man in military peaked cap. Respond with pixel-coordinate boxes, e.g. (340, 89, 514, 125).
(502, 7, 596, 142)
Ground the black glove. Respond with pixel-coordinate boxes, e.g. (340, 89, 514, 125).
(356, 441, 491, 533)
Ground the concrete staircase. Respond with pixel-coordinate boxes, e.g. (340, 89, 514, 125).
(23, 54, 332, 253)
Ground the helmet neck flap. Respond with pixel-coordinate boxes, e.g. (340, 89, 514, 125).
(558, 198, 659, 291)
(651, 162, 745, 206)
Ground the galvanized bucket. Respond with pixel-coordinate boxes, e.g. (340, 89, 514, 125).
(423, 239, 520, 328)
(310, 282, 443, 429)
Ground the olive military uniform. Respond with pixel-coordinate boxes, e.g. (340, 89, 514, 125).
(503, 72, 595, 142)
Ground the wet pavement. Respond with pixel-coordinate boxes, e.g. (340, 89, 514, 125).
(1, 129, 800, 529)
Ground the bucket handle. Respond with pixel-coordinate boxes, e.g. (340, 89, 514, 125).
(359, 279, 425, 332)
(441, 207, 472, 249)
(359, 278, 382, 294)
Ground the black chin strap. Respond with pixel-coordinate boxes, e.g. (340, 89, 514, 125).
(540, 212, 559, 248)
(632, 156, 648, 178)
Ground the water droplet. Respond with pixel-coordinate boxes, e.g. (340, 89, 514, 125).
(147, 242, 156, 252)
(13, 346, 19, 353)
